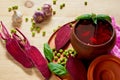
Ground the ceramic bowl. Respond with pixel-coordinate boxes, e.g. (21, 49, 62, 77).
(70, 19, 116, 61)
(87, 55, 120, 80)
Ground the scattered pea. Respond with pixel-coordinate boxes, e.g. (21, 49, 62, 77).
(32, 22, 35, 27)
(53, 0, 56, 5)
(42, 31, 46, 37)
(12, 5, 18, 10)
(54, 56, 58, 61)
(60, 4, 63, 9)
(53, 11, 56, 15)
(31, 18, 34, 22)
(84, 1, 87, 6)
(61, 62, 66, 66)
(36, 27, 41, 33)
(62, 3, 65, 7)
(25, 18, 28, 22)
(37, 8, 40, 10)
(56, 53, 61, 58)
(11, 29, 16, 34)
(8, 8, 12, 12)
(68, 49, 73, 54)
(59, 49, 63, 53)
(52, 48, 56, 52)
(32, 31, 35, 37)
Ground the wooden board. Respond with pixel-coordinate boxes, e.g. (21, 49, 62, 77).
(0, 0, 120, 80)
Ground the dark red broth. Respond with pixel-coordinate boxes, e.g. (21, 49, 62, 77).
(75, 19, 113, 45)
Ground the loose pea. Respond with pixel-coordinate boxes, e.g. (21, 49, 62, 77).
(32, 32, 35, 37)
(53, 0, 56, 5)
(52, 48, 56, 52)
(53, 11, 56, 15)
(25, 18, 28, 22)
(31, 18, 33, 22)
(60, 4, 63, 9)
(11, 29, 16, 34)
(37, 8, 40, 10)
(8, 8, 12, 12)
(36, 27, 41, 33)
(56, 53, 61, 58)
(42, 31, 46, 37)
(61, 62, 66, 66)
(54, 56, 58, 61)
(84, 1, 87, 6)
(68, 49, 73, 54)
(59, 49, 63, 53)
(32, 22, 35, 27)
(62, 3, 65, 7)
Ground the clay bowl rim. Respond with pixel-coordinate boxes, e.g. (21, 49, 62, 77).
(87, 55, 120, 80)
(72, 19, 116, 47)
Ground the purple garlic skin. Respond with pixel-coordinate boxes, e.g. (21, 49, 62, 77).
(33, 11, 45, 23)
(33, 4, 52, 24)
(42, 4, 52, 18)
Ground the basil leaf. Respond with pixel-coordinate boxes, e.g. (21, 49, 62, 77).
(91, 13, 97, 24)
(44, 43, 53, 62)
(48, 62, 67, 76)
(75, 14, 92, 21)
(96, 14, 111, 22)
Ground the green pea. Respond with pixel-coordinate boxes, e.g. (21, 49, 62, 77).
(54, 56, 58, 61)
(25, 18, 28, 22)
(61, 62, 66, 66)
(42, 31, 46, 37)
(11, 29, 16, 34)
(59, 49, 63, 53)
(8, 7, 12, 12)
(32, 32, 35, 37)
(84, 1, 87, 6)
(53, 0, 56, 5)
(56, 53, 61, 58)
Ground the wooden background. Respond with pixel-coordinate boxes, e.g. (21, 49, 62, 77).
(0, 0, 120, 80)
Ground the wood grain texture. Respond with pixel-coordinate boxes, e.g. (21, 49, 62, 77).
(0, 0, 120, 80)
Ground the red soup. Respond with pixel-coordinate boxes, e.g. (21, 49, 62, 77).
(75, 19, 113, 45)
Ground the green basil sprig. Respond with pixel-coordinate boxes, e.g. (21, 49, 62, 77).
(75, 13, 111, 24)
(48, 62, 67, 76)
(96, 14, 111, 22)
(44, 43, 53, 62)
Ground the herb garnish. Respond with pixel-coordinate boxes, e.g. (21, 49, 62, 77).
(76, 13, 111, 24)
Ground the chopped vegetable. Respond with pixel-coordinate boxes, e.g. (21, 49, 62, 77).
(0, 22, 33, 68)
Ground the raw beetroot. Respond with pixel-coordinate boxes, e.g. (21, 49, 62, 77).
(55, 24, 71, 51)
(66, 56, 87, 80)
(0, 22, 33, 68)
(14, 28, 51, 80)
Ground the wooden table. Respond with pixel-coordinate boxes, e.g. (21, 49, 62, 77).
(0, 0, 120, 80)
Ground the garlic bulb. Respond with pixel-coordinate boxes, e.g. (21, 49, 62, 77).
(12, 11, 23, 27)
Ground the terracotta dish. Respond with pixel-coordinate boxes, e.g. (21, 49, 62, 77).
(87, 55, 120, 80)
(71, 19, 116, 61)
